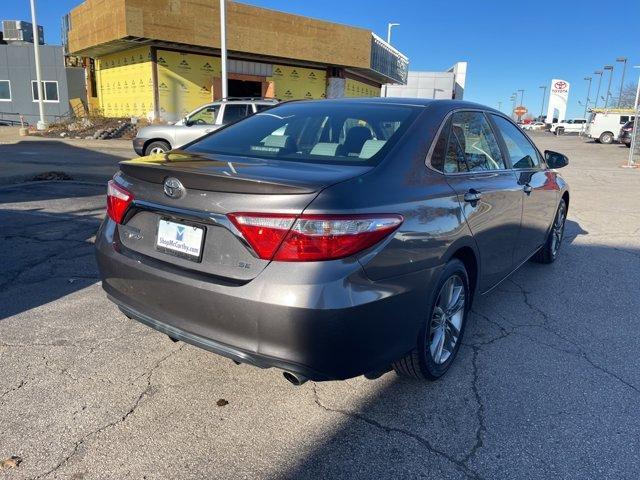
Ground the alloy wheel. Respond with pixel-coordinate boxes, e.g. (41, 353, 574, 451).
(150, 147, 167, 154)
(429, 275, 465, 365)
(550, 203, 566, 257)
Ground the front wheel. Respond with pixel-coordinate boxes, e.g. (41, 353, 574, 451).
(531, 199, 567, 264)
(144, 140, 171, 156)
(393, 259, 470, 380)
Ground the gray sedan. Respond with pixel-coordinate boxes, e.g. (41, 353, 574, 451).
(97, 98, 569, 384)
(132, 98, 279, 156)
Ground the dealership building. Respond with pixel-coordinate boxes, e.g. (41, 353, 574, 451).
(65, 0, 409, 121)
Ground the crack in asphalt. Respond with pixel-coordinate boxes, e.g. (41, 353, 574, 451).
(32, 344, 185, 480)
(509, 279, 640, 396)
(461, 346, 486, 464)
(311, 383, 484, 480)
(0, 379, 25, 400)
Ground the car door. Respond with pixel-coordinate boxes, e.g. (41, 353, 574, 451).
(490, 114, 558, 264)
(174, 104, 220, 148)
(435, 111, 523, 291)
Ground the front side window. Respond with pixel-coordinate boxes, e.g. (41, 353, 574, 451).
(491, 115, 540, 169)
(187, 102, 417, 165)
(188, 105, 218, 125)
(432, 111, 506, 174)
(32, 81, 59, 102)
(0, 80, 10, 101)
(620, 116, 629, 124)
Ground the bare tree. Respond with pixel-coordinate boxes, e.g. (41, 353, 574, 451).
(618, 82, 637, 108)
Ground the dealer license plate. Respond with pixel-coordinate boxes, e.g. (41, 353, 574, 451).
(156, 219, 205, 262)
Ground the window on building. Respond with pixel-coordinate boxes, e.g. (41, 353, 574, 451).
(491, 114, 541, 169)
(0, 80, 11, 101)
(32, 81, 59, 102)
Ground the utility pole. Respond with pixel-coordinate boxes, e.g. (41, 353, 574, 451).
(517, 89, 525, 109)
(593, 70, 603, 109)
(603, 65, 614, 108)
(616, 57, 628, 108)
(497, 101, 502, 112)
(539, 85, 547, 118)
(387, 23, 399, 44)
(30, 0, 46, 130)
(583, 77, 592, 119)
(220, 0, 228, 99)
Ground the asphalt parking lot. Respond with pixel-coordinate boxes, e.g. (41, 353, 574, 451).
(1, 133, 639, 479)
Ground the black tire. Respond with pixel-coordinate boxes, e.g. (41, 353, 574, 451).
(625, 143, 631, 148)
(393, 259, 470, 380)
(556, 127, 564, 136)
(599, 132, 614, 144)
(144, 140, 171, 156)
(531, 199, 567, 264)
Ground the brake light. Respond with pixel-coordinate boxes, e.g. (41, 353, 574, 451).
(106, 180, 134, 224)
(228, 213, 403, 262)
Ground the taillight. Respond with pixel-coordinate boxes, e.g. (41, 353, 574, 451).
(228, 213, 403, 262)
(106, 180, 134, 224)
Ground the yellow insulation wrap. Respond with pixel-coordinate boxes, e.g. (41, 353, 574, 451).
(268, 65, 327, 100)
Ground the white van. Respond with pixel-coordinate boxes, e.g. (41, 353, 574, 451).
(585, 109, 636, 144)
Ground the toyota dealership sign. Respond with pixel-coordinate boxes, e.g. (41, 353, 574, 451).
(546, 78, 571, 123)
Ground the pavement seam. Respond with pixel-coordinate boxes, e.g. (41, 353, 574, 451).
(32, 344, 185, 479)
(311, 383, 484, 480)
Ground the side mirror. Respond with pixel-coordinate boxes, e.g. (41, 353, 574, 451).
(545, 150, 569, 169)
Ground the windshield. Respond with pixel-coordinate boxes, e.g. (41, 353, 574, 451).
(186, 102, 419, 165)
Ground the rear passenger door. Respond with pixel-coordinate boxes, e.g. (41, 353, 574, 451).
(490, 114, 558, 264)
(434, 111, 523, 291)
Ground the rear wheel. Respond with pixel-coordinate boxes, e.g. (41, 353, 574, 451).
(599, 132, 614, 144)
(556, 127, 564, 136)
(531, 199, 566, 264)
(393, 259, 469, 380)
(144, 140, 171, 156)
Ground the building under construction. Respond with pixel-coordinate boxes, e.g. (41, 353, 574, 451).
(65, 0, 409, 121)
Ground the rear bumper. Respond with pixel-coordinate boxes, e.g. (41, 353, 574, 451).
(96, 219, 441, 380)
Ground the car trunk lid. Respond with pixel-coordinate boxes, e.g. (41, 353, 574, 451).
(115, 151, 371, 282)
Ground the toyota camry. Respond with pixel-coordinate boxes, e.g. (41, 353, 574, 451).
(96, 98, 569, 385)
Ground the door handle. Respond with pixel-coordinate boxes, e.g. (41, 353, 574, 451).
(523, 183, 533, 195)
(204, 129, 213, 133)
(463, 189, 482, 203)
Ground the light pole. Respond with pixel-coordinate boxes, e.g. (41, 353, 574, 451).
(510, 93, 517, 120)
(29, 0, 46, 130)
(517, 89, 525, 107)
(583, 76, 592, 119)
(219, 0, 228, 99)
(497, 101, 502, 112)
(539, 85, 547, 118)
(603, 65, 614, 108)
(616, 57, 628, 108)
(387, 23, 400, 44)
(627, 66, 639, 168)
(593, 70, 603, 109)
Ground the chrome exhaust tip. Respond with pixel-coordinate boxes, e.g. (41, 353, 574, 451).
(283, 371, 308, 386)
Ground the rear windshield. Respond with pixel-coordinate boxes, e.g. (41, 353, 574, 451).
(186, 102, 419, 165)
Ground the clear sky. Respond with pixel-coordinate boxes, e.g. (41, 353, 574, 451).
(3, 0, 639, 117)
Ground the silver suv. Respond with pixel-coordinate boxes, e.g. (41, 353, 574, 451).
(133, 98, 279, 156)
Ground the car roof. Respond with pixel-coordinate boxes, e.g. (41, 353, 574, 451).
(277, 97, 503, 115)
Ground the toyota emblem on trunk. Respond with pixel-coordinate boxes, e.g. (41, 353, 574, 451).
(163, 177, 185, 199)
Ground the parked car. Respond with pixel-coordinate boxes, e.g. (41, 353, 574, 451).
(97, 98, 570, 384)
(619, 120, 634, 148)
(585, 110, 636, 144)
(522, 121, 545, 131)
(132, 98, 279, 156)
(549, 118, 587, 135)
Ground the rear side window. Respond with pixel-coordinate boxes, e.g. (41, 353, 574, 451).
(491, 115, 540, 169)
(431, 111, 506, 173)
(187, 102, 418, 165)
(222, 104, 252, 123)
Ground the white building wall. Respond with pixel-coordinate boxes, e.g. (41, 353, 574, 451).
(382, 62, 467, 100)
